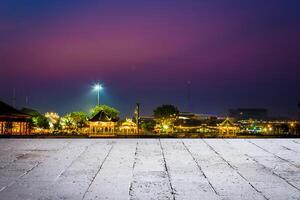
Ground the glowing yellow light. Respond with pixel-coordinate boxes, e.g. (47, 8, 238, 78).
(162, 124, 169, 130)
(291, 123, 295, 127)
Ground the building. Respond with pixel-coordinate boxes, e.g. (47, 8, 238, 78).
(139, 115, 155, 124)
(218, 118, 239, 136)
(0, 101, 31, 135)
(174, 118, 202, 133)
(118, 118, 138, 135)
(229, 108, 268, 120)
(174, 112, 220, 133)
(88, 110, 118, 137)
(178, 112, 201, 120)
(174, 112, 205, 133)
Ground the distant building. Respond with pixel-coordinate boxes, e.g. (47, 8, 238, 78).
(229, 108, 268, 120)
(178, 112, 218, 120)
(178, 112, 201, 120)
(139, 115, 154, 123)
(173, 112, 202, 133)
(174, 118, 202, 133)
(0, 101, 31, 135)
(174, 112, 221, 133)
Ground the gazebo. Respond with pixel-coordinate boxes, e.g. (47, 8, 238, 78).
(218, 118, 239, 136)
(88, 110, 118, 137)
(0, 101, 31, 135)
(119, 118, 138, 135)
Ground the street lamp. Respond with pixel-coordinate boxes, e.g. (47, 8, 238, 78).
(93, 83, 103, 105)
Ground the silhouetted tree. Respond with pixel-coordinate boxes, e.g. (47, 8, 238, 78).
(153, 104, 179, 133)
(153, 104, 179, 120)
(141, 120, 156, 132)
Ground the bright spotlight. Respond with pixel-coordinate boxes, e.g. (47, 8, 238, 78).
(94, 83, 103, 91)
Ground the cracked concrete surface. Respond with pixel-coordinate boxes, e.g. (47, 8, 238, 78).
(0, 139, 300, 200)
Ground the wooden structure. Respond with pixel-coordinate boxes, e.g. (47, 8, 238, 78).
(88, 110, 118, 137)
(218, 118, 239, 136)
(119, 118, 138, 135)
(0, 101, 31, 135)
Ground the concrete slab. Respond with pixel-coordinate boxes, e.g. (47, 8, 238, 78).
(0, 139, 299, 200)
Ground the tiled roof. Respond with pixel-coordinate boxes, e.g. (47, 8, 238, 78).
(0, 101, 30, 119)
(89, 110, 118, 122)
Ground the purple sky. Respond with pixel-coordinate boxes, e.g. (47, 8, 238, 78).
(1, 0, 300, 118)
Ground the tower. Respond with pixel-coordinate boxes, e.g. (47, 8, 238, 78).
(134, 103, 140, 134)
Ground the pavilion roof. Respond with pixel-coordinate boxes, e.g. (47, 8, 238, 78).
(89, 110, 118, 122)
(121, 119, 137, 127)
(219, 118, 236, 127)
(0, 101, 31, 120)
(20, 107, 41, 117)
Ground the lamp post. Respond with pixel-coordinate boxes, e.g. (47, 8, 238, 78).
(93, 83, 103, 105)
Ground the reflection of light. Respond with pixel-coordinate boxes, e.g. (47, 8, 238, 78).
(269, 127, 272, 131)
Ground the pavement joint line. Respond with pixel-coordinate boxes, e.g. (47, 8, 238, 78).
(58, 141, 72, 151)
(292, 140, 300, 145)
(202, 139, 269, 200)
(225, 139, 300, 192)
(81, 142, 115, 200)
(0, 141, 71, 170)
(0, 140, 81, 192)
(247, 140, 300, 169)
(159, 139, 176, 200)
(54, 141, 96, 181)
(260, 139, 300, 154)
(0, 161, 41, 193)
(281, 145, 299, 153)
(0, 145, 41, 170)
(0, 153, 26, 170)
(129, 141, 139, 198)
(1, 139, 300, 199)
(245, 153, 300, 192)
(181, 139, 219, 196)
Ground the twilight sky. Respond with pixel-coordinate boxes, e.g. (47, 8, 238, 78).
(1, 0, 300, 118)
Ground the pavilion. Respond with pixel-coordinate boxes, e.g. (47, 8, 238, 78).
(118, 118, 138, 135)
(0, 101, 31, 135)
(88, 110, 118, 137)
(218, 118, 239, 136)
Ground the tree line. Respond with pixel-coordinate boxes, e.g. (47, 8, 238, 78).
(22, 104, 180, 133)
